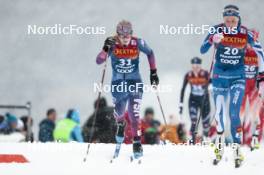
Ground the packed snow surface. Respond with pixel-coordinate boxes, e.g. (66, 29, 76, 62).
(0, 142, 263, 175)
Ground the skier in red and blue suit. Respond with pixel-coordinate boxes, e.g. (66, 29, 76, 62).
(96, 20, 159, 158)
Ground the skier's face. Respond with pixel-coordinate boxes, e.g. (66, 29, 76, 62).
(118, 35, 131, 46)
(192, 64, 201, 72)
(223, 16, 239, 28)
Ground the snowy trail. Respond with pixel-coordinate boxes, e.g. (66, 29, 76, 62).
(0, 143, 263, 175)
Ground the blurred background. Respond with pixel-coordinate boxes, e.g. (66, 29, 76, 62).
(0, 0, 263, 137)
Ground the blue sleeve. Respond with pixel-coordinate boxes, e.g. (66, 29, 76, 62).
(200, 24, 223, 54)
(137, 38, 153, 55)
(200, 33, 213, 54)
(71, 126, 84, 142)
(137, 38, 157, 70)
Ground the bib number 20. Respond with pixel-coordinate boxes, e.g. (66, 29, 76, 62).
(224, 47, 239, 55)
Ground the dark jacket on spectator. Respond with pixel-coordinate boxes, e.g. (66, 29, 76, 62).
(82, 98, 116, 143)
(39, 118, 55, 142)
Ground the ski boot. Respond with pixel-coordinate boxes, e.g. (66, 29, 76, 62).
(132, 136, 143, 159)
(250, 134, 260, 151)
(188, 132, 196, 145)
(233, 144, 244, 168)
(213, 133, 224, 165)
(115, 121, 126, 143)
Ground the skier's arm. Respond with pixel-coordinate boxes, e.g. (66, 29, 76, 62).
(247, 31, 264, 84)
(253, 41, 264, 88)
(137, 38, 159, 85)
(200, 33, 213, 54)
(180, 73, 188, 103)
(71, 126, 84, 142)
(200, 25, 223, 54)
(96, 51, 108, 64)
(247, 31, 256, 48)
(254, 41, 264, 74)
(96, 37, 116, 65)
(251, 40, 264, 98)
(137, 39, 156, 70)
(179, 73, 188, 115)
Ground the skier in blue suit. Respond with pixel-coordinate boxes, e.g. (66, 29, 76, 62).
(200, 4, 264, 167)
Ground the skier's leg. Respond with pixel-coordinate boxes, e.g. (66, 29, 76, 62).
(229, 79, 245, 144)
(127, 84, 143, 158)
(213, 90, 227, 162)
(213, 89, 227, 135)
(201, 94, 211, 138)
(241, 95, 251, 145)
(212, 78, 228, 163)
(229, 79, 245, 166)
(240, 88, 248, 144)
(249, 88, 261, 149)
(240, 91, 247, 122)
(112, 81, 129, 143)
(258, 101, 264, 141)
(127, 95, 142, 139)
(188, 97, 199, 144)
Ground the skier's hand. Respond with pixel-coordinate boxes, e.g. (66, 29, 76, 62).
(150, 69, 159, 86)
(179, 102, 183, 115)
(103, 37, 116, 52)
(212, 33, 224, 44)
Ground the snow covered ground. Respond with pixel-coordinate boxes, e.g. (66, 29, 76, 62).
(0, 142, 263, 175)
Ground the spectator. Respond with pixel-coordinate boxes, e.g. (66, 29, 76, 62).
(160, 115, 187, 144)
(0, 113, 19, 134)
(53, 109, 83, 142)
(0, 115, 6, 130)
(141, 107, 160, 144)
(20, 115, 34, 142)
(38, 108, 56, 142)
(177, 123, 187, 143)
(82, 97, 116, 143)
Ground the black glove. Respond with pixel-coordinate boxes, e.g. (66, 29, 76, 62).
(179, 104, 183, 115)
(257, 72, 264, 88)
(179, 102, 184, 115)
(150, 69, 159, 86)
(103, 37, 116, 52)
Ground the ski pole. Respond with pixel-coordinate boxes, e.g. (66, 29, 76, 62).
(153, 85, 170, 144)
(194, 47, 216, 136)
(154, 85, 168, 126)
(83, 53, 108, 162)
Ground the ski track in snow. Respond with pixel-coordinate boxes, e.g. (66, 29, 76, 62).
(0, 143, 263, 175)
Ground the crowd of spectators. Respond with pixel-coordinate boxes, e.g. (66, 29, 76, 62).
(0, 97, 188, 144)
